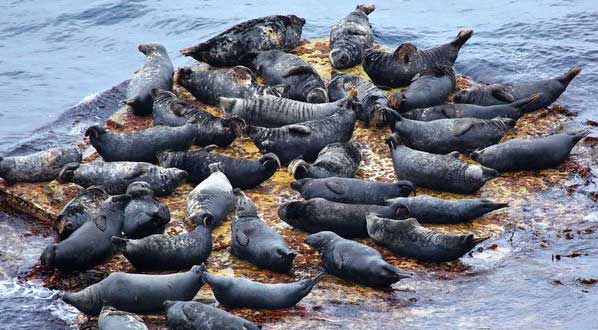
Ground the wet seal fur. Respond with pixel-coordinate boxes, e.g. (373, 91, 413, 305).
(363, 29, 473, 88)
(387, 134, 497, 194)
(55, 185, 108, 239)
(290, 177, 416, 205)
(202, 269, 324, 309)
(231, 189, 296, 273)
(123, 181, 170, 239)
(366, 214, 487, 262)
(62, 265, 205, 316)
(187, 163, 233, 228)
(305, 231, 411, 287)
(164, 300, 260, 330)
(180, 15, 305, 67)
(124, 43, 174, 116)
(471, 130, 589, 172)
(98, 306, 148, 330)
(387, 66, 456, 112)
(0, 146, 81, 184)
(288, 141, 362, 179)
(58, 161, 187, 196)
(329, 4, 376, 69)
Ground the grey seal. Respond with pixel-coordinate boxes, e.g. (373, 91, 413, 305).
(55, 185, 108, 239)
(123, 181, 170, 239)
(387, 66, 456, 112)
(288, 141, 361, 179)
(98, 306, 148, 330)
(0, 146, 82, 184)
(164, 300, 260, 330)
(187, 163, 233, 228)
(329, 4, 375, 69)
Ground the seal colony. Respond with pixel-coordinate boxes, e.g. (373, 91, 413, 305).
(0, 4, 591, 330)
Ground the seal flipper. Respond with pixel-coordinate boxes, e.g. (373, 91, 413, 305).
(491, 85, 515, 103)
(382, 263, 412, 280)
(111, 236, 128, 254)
(451, 121, 474, 136)
(450, 29, 474, 49)
(510, 92, 542, 114)
(324, 181, 346, 195)
(267, 84, 290, 98)
(231, 65, 253, 81)
(356, 4, 376, 15)
(332, 248, 344, 270)
(288, 158, 310, 179)
(557, 66, 581, 87)
(282, 65, 318, 78)
(287, 125, 312, 135)
(393, 43, 417, 64)
(235, 230, 250, 246)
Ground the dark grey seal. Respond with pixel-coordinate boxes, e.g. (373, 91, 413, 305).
(123, 181, 170, 239)
(387, 66, 456, 112)
(187, 163, 233, 228)
(329, 4, 375, 69)
(98, 306, 148, 330)
(55, 185, 108, 240)
(0, 146, 81, 184)
(288, 142, 361, 179)
(164, 300, 260, 330)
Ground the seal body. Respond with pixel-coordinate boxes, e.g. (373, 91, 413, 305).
(57, 161, 187, 196)
(289, 142, 361, 179)
(363, 30, 473, 88)
(62, 266, 204, 316)
(123, 182, 170, 239)
(387, 134, 497, 194)
(329, 4, 375, 69)
(187, 163, 233, 228)
(290, 177, 416, 205)
(388, 66, 456, 112)
(0, 146, 81, 183)
(366, 215, 486, 262)
(471, 130, 589, 172)
(201, 271, 324, 309)
(55, 185, 108, 239)
(180, 15, 305, 67)
(98, 306, 148, 330)
(305, 231, 411, 287)
(231, 190, 296, 273)
(164, 300, 260, 330)
(125, 43, 174, 115)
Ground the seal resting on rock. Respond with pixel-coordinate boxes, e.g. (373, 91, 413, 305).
(164, 300, 260, 330)
(55, 185, 108, 239)
(329, 4, 375, 69)
(123, 181, 170, 239)
(288, 142, 361, 179)
(186, 163, 233, 228)
(98, 306, 148, 330)
(0, 146, 81, 184)
(387, 66, 456, 112)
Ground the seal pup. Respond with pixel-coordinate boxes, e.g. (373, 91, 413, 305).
(176, 66, 287, 105)
(363, 29, 473, 88)
(329, 4, 375, 69)
(366, 214, 487, 262)
(201, 270, 324, 309)
(248, 50, 328, 103)
(123, 181, 170, 239)
(55, 185, 108, 239)
(387, 134, 497, 194)
(386, 195, 508, 224)
(453, 66, 581, 111)
(40, 194, 130, 271)
(305, 231, 411, 287)
(164, 300, 260, 330)
(152, 89, 245, 147)
(390, 110, 515, 154)
(180, 15, 305, 66)
(158, 148, 279, 189)
(288, 142, 362, 179)
(98, 306, 148, 330)
(58, 161, 187, 196)
(278, 198, 410, 238)
(387, 66, 456, 112)
(290, 177, 416, 205)
(124, 43, 174, 116)
(231, 189, 296, 273)
(0, 146, 81, 184)
(62, 265, 205, 316)
(187, 163, 233, 228)
(471, 130, 589, 172)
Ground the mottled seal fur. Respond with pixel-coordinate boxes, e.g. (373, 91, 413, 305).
(186, 163, 233, 228)
(387, 66, 456, 112)
(123, 181, 170, 239)
(164, 300, 260, 330)
(0, 146, 81, 184)
(329, 4, 375, 69)
(98, 306, 148, 330)
(55, 185, 108, 239)
(288, 142, 361, 179)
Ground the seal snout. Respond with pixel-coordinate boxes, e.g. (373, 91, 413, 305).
(330, 49, 351, 69)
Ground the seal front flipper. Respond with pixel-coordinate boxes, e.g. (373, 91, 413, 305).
(282, 65, 318, 78)
(235, 230, 250, 246)
(451, 121, 474, 136)
(287, 124, 312, 135)
(393, 43, 417, 64)
(332, 247, 344, 270)
(491, 85, 515, 103)
(324, 181, 346, 195)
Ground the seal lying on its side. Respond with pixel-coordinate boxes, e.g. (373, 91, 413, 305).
(387, 66, 456, 112)
(0, 146, 82, 184)
(366, 214, 486, 262)
(123, 181, 170, 239)
(98, 306, 148, 330)
(186, 163, 233, 228)
(305, 231, 411, 287)
(288, 142, 361, 179)
(471, 130, 589, 172)
(58, 161, 187, 196)
(165, 300, 260, 330)
(55, 185, 108, 239)
(329, 4, 375, 69)
(291, 177, 416, 205)
(124, 43, 174, 116)
(62, 265, 204, 316)
(202, 270, 324, 309)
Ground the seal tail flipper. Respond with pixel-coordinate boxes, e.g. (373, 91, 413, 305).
(470, 235, 490, 246)
(121, 96, 141, 107)
(570, 129, 590, 144)
(175, 67, 193, 85)
(450, 29, 474, 49)
(57, 162, 80, 183)
(218, 97, 237, 115)
(356, 4, 376, 15)
(306, 272, 327, 290)
(111, 236, 128, 254)
(557, 66, 582, 87)
(288, 158, 310, 179)
(387, 93, 406, 111)
(383, 264, 412, 280)
(510, 92, 543, 114)
(179, 43, 207, 57)
(481, 166, 499, 181)
(266, 84, 290, 98)
(222, 115, 246, 137)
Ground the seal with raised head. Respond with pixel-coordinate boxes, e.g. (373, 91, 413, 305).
(164, 300, 260, 330)
(471, 130, 589, 172)
(123, 181, 170, 239)
(288, 142, 361, 179)
(98, 306, 148, 330)
(176, 66, 287, 106)
(62, 265, 204, 316)
(40, 194, 130, 271)
(366, 214, 487, 262)
(231, 189, 296, 273)
(387, 134, 497, 194)
(180, 15, 305, 67)
(363, 29, 473, 88)
(187, 163, 233, 228)
(123, 43, 174, 116)
(290, 177, 416, 205)
(279, 198, 410, 238)
(58, 161, 187, 196)
(454, 66, 581, 111)
(305, 231, 411, 287)
(386, 195, 508, 224)
(158, 147, 279, 189)
(55, 185, 108, 239)
(152, 89, 245, 147)
(0, 146, 81, 184)
(249, 50, 328, 103)
(387, 66, 456, 112)
(329, 4, 375, 69)
(201, 270, 324, 309)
